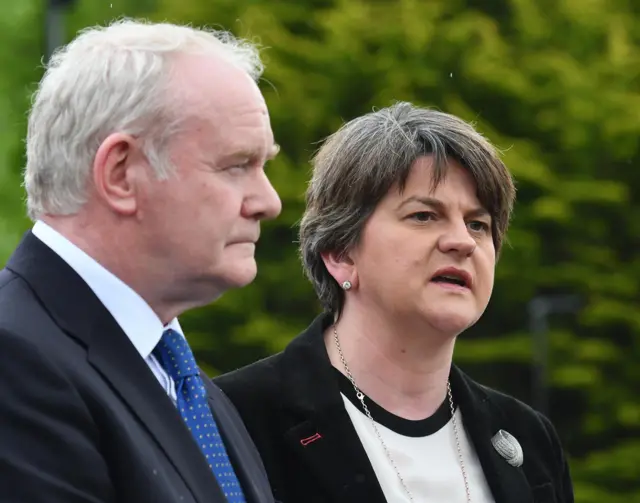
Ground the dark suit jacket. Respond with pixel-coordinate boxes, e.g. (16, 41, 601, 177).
(0, 231, 274, 503)
(215, 313, 574, 503)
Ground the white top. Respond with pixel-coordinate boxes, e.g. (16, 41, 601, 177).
(32, 220, 182, 403)
(338, 371, 495, 503)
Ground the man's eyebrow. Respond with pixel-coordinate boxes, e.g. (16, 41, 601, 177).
(222, 143, 280, 164)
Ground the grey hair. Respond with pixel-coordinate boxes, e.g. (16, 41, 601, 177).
(24, 18, 264, 220)
(299, 102, 516, 314)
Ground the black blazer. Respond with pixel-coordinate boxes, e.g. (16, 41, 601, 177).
(0, 231, 274, 503)
(215, 313, 574, 503)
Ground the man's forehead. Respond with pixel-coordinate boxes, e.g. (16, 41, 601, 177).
(172, 53, 267, 117)
(215, 126, 278, 158)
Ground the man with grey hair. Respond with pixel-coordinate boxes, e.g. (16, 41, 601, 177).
(0, 19, 280, 503)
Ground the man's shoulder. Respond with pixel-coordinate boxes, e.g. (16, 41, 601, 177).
(0, 265, 86, 372)
(0, 266, 27, 297)
(0, 267, 46, 329)
(0, 266, 17, 289)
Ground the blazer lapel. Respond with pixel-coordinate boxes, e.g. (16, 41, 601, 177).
(202, 377, 274, 503)
(284, 409, 387, 503)
(6, 232, 226, 503)
(87, 334, 226, 503)
(451, 366, 533, 503)
(279, 314, 387, 503)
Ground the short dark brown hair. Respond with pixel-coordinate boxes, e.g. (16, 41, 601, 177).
(299, 102, 516, 314)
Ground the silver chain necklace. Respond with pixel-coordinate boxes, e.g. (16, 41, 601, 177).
(333, 326, 472, 503)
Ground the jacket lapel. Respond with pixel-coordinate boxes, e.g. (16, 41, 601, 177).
(450, 367, 534, 503)
(6, 232, 226, 503)
(202, 377, 274, 503)
(87, 334, 226, 503)
(283, 410, 387, 503)
(279, 314, 387, 503)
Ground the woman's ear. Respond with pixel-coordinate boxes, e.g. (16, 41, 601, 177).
(321, 249, 358, 290)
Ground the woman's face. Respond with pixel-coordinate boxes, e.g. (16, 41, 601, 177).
(343, 155, 496, 335)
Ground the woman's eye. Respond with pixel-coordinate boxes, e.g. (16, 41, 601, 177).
(468, 220, 490, 232)
(410, 212, 435, 222)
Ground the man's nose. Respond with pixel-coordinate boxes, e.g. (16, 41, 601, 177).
(243, 170, 282, 221)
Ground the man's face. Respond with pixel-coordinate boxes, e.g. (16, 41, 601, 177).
(138, 54, 282, 302)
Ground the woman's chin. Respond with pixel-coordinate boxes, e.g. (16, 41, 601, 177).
(423, 311, 479, 337)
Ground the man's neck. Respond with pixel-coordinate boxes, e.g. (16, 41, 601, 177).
(325, 304, 456, 421)
(40, 216, 192, 324)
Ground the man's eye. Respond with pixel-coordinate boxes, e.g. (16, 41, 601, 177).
(227, 162, 250, 172)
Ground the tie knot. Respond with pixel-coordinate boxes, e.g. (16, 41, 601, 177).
(153, 329, 199, 381)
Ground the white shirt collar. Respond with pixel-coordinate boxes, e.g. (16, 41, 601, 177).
(32, 220, 183, 359)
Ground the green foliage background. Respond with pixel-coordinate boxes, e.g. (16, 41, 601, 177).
(0, 0, 638, 501)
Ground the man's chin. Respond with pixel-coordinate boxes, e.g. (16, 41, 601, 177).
(225, 261, 258, 289)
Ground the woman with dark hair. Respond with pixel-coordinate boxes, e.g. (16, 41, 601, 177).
(215, 102, 573, 503)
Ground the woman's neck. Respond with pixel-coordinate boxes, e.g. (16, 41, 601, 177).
(325, 304, 456, 421)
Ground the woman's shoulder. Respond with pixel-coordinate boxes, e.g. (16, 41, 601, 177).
(461, 373, 567, 468)
(214, 351, 287, 400)
(476, 380, 555, 433)
(214, 313, 331, 403)
(474, 380, 573, 499)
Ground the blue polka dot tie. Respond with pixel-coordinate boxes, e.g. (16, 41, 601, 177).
(153, 329, 246, 502)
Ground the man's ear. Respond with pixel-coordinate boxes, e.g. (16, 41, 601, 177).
(92, 132, 144, 216)
(321, 249, 358, 290)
